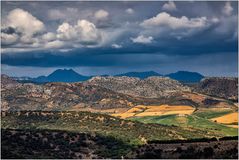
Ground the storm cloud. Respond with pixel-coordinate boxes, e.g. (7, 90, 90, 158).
(1, 1, 238, 77)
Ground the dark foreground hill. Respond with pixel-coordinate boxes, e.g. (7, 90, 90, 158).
(1, 111, 238, 159)
(126, 138, 238, 159)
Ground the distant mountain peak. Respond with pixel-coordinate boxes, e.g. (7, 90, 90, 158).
(34, 69, 90, 83)
(166, 71, 204, 83)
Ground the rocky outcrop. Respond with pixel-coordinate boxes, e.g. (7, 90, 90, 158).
(2, 75, 160, 111)
(86, 76, 190, 98)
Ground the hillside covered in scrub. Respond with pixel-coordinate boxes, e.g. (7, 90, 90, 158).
(1, 111, 238, 159)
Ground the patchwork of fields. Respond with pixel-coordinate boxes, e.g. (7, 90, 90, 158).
(110, 104, 238, 136)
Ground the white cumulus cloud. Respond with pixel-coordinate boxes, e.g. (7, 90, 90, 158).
(45, 40, 65, 49)
(131, 35, 153, 44)
(162, 1, 177, 11)
(1, 8, 104, 52)
(141, 12, 207, 29)
(1, 8, 46, 50)
(94, 9, 109, 20)
(57, 22, 76, 40)
(112, 43, 122, 48)
(5, 8, 45, 36)
(57, 20, 102, 45)
(42, 32, 56, 42)
(126, 8, 134, 14)
(1, 33, 19, 45)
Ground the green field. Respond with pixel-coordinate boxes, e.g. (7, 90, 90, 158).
(193, 109, 234, 119)
(129, 114, 238, 136)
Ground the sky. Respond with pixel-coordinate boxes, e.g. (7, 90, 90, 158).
(1, 1, 238, 77)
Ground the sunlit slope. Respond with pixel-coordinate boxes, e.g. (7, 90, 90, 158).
(129, 114, 237, 136)
(112, 105, 195, 118)
(193, 108, 234, 119)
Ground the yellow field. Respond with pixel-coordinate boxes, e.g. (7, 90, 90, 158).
(111, 105, 195, 119)
(211, 112, 238, 124)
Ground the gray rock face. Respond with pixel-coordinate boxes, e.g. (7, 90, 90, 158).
(86, 76, 190, 98)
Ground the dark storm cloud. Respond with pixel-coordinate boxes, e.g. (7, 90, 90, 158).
(1, 1, 238, 76)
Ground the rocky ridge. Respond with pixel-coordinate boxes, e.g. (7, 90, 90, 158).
(86, 76, 191, 98)
(1, 75, 237, 111)
(2, 75, 166, 111)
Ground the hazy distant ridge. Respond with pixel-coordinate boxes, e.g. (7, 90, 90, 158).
(12, 69, 205, 83)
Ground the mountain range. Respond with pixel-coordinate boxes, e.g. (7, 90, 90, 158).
(12, 69, 205, 83)
(2, 74, 237, 111)
(1, 74, 191, 111)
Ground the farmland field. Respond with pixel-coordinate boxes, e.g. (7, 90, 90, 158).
(111, 104, 238, 136)
(129, 114, 238, 136)
(112, 105, 195, 118)
(193, 109, 234, 119)
(211, 112, 238, 124)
